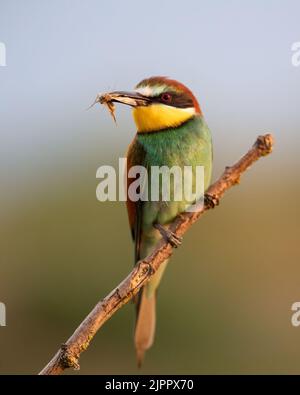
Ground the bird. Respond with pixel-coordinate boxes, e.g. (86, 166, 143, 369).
(102, 77, 213, 366)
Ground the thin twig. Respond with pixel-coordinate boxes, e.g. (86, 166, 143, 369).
(39, 134, 274, 375)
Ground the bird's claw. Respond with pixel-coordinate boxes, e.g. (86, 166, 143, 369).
(204, 193, 219, 209)
(154, 224, 182, 248)
(167, 232, 183, 248)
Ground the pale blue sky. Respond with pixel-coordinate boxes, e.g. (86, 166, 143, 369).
(0, 0, 300, 202)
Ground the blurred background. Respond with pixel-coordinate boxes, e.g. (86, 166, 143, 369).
(0, 0, 300, 374)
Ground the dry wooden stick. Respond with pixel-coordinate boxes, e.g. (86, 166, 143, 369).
(39, 134, 274, 375)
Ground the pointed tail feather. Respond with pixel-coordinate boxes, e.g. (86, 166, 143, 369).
(134, 288, 156, 367)
(134, 258, 169, 367)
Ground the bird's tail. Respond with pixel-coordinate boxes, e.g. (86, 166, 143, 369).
(134, 259, 168, 367)
(134, 288, 156, 367)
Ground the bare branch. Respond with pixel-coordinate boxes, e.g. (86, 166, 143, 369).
(39, 134, 274, 375)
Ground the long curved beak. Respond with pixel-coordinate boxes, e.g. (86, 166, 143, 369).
(88, 91, 150, 109)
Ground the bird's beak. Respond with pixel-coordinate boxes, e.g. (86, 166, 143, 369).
(90, 91, 151, 108)
(106, 91, 151, 107)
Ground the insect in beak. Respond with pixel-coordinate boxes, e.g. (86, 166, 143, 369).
(88, 91, 150, 123)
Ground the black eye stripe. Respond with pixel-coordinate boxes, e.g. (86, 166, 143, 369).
(152, 92, 194, 108)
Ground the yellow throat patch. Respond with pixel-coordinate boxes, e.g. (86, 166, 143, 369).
(132, 104, 195, 133)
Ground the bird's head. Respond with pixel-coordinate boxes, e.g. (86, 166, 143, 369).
(106, 76, 202, 133)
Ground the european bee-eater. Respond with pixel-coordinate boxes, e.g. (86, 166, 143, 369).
(102, 77, 213, 366)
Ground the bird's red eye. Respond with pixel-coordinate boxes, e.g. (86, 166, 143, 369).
(161, 93, 172, 103)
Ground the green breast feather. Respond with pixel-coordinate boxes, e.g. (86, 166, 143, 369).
(136, 115, 213, 229)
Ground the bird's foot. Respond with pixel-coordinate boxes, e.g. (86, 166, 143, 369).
(204, 193, 219, 209)
(154, 224, 182, 248)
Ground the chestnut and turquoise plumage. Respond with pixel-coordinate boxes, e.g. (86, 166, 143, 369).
(105, 77, 212, 366)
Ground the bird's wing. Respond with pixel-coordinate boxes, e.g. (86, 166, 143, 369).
(126, 135, 147, 262)
(126, 136, 157, 367)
